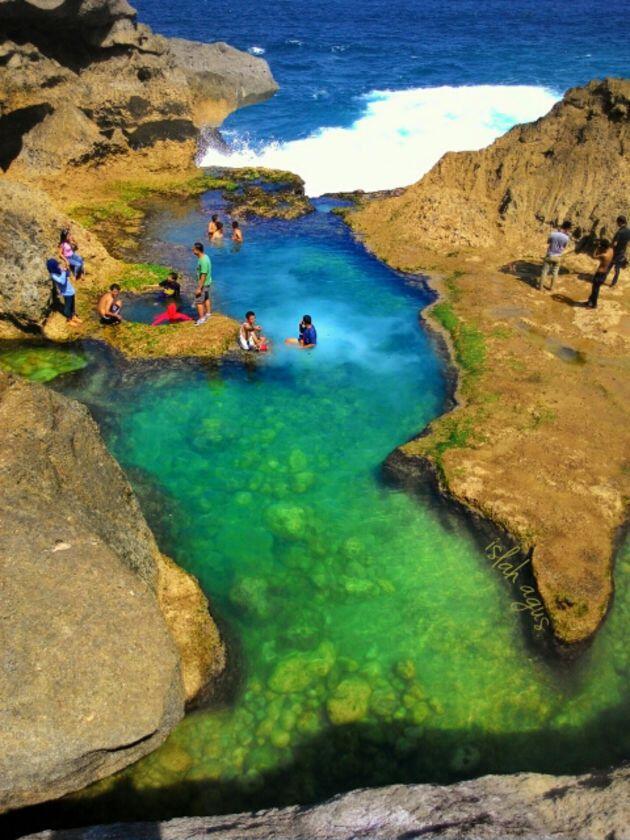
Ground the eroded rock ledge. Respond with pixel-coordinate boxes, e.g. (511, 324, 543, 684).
(0, 372, 226, 813)
(0, 0, 278, 176)
(21, 766, 629, 840)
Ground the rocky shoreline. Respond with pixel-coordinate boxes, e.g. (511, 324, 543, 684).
(19, 766, 630, 840)
(348, 78, 630, 649)
(0, 1, 627, 834)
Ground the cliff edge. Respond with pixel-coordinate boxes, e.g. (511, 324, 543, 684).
(0, 0, 277, 178)
(350, 78, 629, 648)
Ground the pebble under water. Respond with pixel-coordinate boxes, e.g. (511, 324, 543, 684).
(8, 199, 628, 829)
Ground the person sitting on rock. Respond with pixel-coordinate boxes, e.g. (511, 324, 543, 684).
(232, 220, 243, 243)
(97, 284, 123, 325)
(211, 221, 224, 243)
(285, 314, 317, 348)
(47, 258, 81, 326)
(539, 220, 572, 291)
(58, 228, 84, 281)
(608, 214, 630, 287)
(585, 239, 614, 309)
(158, 271, 181, 300)
(239, 310, 267, 351)
(207, 214, 219, 240)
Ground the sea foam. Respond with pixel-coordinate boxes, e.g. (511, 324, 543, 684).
(199, 85, 558, 196)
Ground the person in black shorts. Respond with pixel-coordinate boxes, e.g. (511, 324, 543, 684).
(98, 284, 123, 325)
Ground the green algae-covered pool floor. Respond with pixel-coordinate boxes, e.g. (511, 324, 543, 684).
(5, 199, 627, 830)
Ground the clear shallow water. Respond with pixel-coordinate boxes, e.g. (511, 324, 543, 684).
(135, 0, 630, 193)
(11, 201, 624, 827)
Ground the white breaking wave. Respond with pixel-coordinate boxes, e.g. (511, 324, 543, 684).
(248, 45, 265, 55)
(199, 84, 559, 196)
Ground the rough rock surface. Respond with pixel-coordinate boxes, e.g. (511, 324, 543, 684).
(352, 78, 629, 254)
(0, 0, 277, 175)
(168, 39, 278, 126)
(349, 78, 630, 648)
(0, 373, 225, 813)
(20, 767, 630, 840)
(0, 179, 115, 334)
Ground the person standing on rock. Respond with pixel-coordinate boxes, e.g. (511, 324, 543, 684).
(539, 220, 572, 291)
(193, 242, 212, 325)
(47, 258, 81, 326)
(608, 215, 630, 287)
(585, 239, 614, 309)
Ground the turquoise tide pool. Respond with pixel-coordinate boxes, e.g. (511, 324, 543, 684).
(6, 199, 628, 827)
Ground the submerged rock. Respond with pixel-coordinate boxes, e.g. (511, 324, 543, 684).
(326, 677, 372, 725)
(268, 642, 336, 694)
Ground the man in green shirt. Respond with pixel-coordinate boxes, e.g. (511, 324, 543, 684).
(193, 241, 212, 325)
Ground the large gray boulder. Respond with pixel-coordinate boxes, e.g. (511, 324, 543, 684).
(0, 373, 224, 813)
(19, 766, 629, 840)
(168, 39, 279, 125)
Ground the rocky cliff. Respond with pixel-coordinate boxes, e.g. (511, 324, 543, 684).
(352, 78, 629, 256)
(349, 78, 630, 649)
(20, 766, 629, 840)
(0, 0, 277, 177)
(0, 372, 226, 813)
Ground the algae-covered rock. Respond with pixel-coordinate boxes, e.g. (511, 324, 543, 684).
(229, 577, 270, 619)
(265, 502, 309, 541)
(268, 642, 336, 694)
(327, 677, 372, 725)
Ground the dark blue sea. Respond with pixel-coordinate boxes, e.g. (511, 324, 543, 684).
(136, 0, 628, 193)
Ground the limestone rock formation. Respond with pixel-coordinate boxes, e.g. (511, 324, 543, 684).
(0, 373, 225, 813)
(352, 78, 629, 256)
(0, 179, 115, 335)
(20, 767, 629, 840)
(0, 0, 278, 175)
(168, 39, 279, 126)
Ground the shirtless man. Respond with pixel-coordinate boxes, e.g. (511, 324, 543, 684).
(585, 239, 614, 309)
(232, 220, 243, 243)
(207, 214, 219, 239)
(97, 284, 123, 325)
(239, 311, 265, 350)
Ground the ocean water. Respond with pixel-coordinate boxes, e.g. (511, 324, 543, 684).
(4, 199, 622, 832)
(136, 0, 629, 193)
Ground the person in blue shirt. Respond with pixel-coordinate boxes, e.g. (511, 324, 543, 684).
(285, 314, 317, 348)
(47, 258, 81, 326)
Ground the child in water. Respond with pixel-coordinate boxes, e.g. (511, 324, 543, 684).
(211, 221, 224, 242)
(232, 220, 243, 243)
(285, 314, 317, 348)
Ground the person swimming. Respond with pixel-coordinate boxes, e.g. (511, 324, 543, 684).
(207, 214, 219, 239)
(232, 220, 243, 243)
(158, 271, 181, 299)
(285, 314, 317, 348)
(211, 221, 224, 243)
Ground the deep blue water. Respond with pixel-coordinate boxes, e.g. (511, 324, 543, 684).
(135, 0, 629, 193)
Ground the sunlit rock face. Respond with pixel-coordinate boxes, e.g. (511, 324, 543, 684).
(0, 0, 278, 175)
